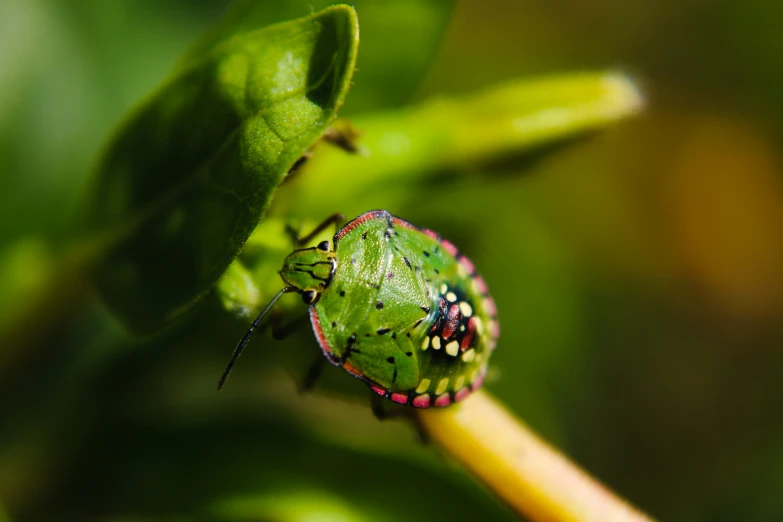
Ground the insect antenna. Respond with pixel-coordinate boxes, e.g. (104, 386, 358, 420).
(217, 287, 297, 391)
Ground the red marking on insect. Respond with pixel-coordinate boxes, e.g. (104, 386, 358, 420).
(473, 275, 488, 295)
(423, 229, 439, 240)
(458, 255, 475, 275)
(441, 239, 458, 257)
(341, 360, 365, 379)
(484, 296, 497, 316)
(391, 392, 408, 405)
(454, 387, 470, 402)
(412, 395, 431, 408)
(434, 394, 451, 407)
(335, 210, 387, 241)
(461, 317, 476, 350)
(310, 308, 337, 364)
(443, 304, 461, 339)
(371, 385, 387, 397)
(391, 217, 416, 229)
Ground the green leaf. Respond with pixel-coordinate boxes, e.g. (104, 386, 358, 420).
(184, 0, 454, 114)
(89, 6, 359, 333)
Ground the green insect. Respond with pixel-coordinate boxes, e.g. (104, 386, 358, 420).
(218, 210, 499, 408)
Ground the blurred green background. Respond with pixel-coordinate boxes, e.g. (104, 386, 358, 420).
(2, 1, 783, 521)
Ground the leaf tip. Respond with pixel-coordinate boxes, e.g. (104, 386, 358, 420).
(601, 71, 645, 119)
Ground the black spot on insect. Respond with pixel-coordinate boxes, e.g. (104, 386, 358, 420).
(351, 258, 357, 265)
(339, 290, 346, 297)
(341, 344, 362, 362)
(423, 250, 431, 257)
(414, 265, 421, 271)
(348, 334, 357, 344)
(331, 322, 336, 328)
(384, 231, 391, 240)
(434, 268, 440, 274)
(425, 278, 431, 283)
(421, 305, 431, 313)
(414, 318, 424, 327)
(386, 271, 394, 280)
(376, 301, 384, 310)
(365, 333, 371, 337)
(406, 332, 411, 338)
(361, 232, 367, 240)
(406, 351, 412, 357)
(434, 246, 439, 254)
(392, 368, 398, 383)
(386, 356, 395, 364)
(403, 257, 412, 270)
(391, 332, 397, 339)
(394, 231, 400, 236)
(369, 283, 380, 289)
(377, 328, 390, 335)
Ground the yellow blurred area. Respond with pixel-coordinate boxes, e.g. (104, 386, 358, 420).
(666, 116, 783, 323)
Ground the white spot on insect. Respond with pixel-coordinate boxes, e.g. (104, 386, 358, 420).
(474, 317, 484, 335)
(460, 325, 465, 332)
(421, 337, 430, 351)
(455, 375, 465, 390)
(431, 336, 441, 350)
(459, 301, 473, 317)
(436, 378, 449, 395)
(462, 349, 476, 362)
(416, 378, 431, 394)
(445, 340, 459, 356)
(446, 292, 457, 302)
(440, 283, 448, 294)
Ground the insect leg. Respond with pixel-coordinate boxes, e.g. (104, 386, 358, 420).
(299, 355, 327, 393)
(271, 314, 310, 341)
(369, 393, 430, 444)
(294, 213, 345, 247)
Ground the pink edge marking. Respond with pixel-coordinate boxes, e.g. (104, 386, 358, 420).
(434, 393, 451, 407)
(459, 255, 475, 275)
(412, 395, 431, 408)
(490, 318, 500, 339)
(484, 296, 497, 316)
(371, 385, 387, 397)
(473, 275, 488, 295)
(391, 392, 408, 405)
(454, 387, 471, 402)
(423, 229, 439, 240)
(471, 370, 486, 391)
(440, 239, 458, 257)
(391, 217, 416, 229)
(335, 210, 388, 241)
(309, 308, 337, 363)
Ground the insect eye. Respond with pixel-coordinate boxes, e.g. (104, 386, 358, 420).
(302, 290, 318, 304)
(316, 240, 330, 251)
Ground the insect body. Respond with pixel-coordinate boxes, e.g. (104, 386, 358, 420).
(219, 210, 499, 408)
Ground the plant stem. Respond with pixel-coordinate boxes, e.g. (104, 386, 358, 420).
(415, 390, 655, 522)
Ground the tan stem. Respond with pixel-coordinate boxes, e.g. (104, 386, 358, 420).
(415, 390, 655, 522)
